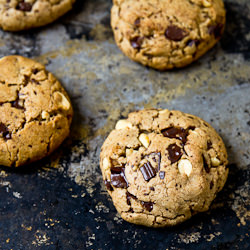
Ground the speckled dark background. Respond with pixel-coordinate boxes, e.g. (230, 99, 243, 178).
(0, 0, 249, 249)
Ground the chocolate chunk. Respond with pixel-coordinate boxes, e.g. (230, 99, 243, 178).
(202, 154, 210, 173)
(126, 191, 137, 205)
(141, 201, 154, 212)
(188, 126, 196, 131)
(150, 187, 155, 191)
(17, 1, 32, 11)
(165, 25, 188, 41)
(208, 24, 223, 38)
(110, 167, 128, 188)
(159, 171, 165, 179)
(130, 36, 144, 50)
(134, 18, 140, 27)
(162, 127, 188, 144)
(0, 123, 11, 140)
(104, 180, 113, 191)
(167, 144, 182, 164)
(140, 162, 156, 181)
(207, 140, 212, 150)
(32, 69, 39, 74)
(210, 181, 214, 189)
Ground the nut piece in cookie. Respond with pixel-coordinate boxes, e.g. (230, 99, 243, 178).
(100, 109, 228, 227)
(0, 55, 73, 167)
(111, 0, 226, 70)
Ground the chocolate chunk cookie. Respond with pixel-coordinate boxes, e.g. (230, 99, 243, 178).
(111, 0, 226, 70)
(0, 0, 75, 31)
(0, 55, 73, 167)
(100, 109, 228, 227)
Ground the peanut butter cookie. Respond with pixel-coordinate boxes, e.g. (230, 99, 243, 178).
(111, 0, 226, 70)
(100, 109, 228, 227)
(0, 55, 73, 167)
(0, 0, 75, 31)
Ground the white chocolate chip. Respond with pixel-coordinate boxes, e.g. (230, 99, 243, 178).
(202, 0, 212, 7)
(102, 157, 111, 170)
(178, 159, 193, 177)
(139, 133, 150, 148)
(211, 157, 220, 167)
(54, 92, 71, 110)
(41, 111, 50, 120)
(115, 120, 133, 130)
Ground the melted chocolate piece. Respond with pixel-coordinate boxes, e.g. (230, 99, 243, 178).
(134, 18, 140, 27)
(208, 24, 223, 38)
(140, 162, 156, 181)
(104, 180, 113, 191)
(0, 123, 11, 140)
(167, 144, 182, 164)
(17, 1, 32, 11)
(130, 36, 144, 49)
(32, 68, 39, 74)
(141, 201, 154, 212)
(110, 167, 128, 188)
(188, 126, 196, 131)
(162, 127, 188, 144)
(159, 171, 165, 179)
(165, 25, 188, 41)
(126, 191, 137, 205)
(202, 154, 210, 173)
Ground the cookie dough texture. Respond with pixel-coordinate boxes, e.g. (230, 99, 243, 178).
(111, 0, 226, 70)
(0, 55, 73, 167)
(100, 109, 228, 227)
(0, 0, 75, 31)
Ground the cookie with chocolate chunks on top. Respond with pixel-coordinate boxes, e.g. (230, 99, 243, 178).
(100, 108, 228, 227)
(0, 0, 75, 31)
(111, 0, 226, 70)
(0, 55, 73, 167)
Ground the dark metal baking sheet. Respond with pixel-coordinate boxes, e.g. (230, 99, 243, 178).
(0, 0, 249, 249)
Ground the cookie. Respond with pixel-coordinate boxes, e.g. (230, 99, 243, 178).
(100, 109, 228, 227)
(111, 0, 226, 70)
(0, 55, 73, 167)
(0, 0, 75, 31)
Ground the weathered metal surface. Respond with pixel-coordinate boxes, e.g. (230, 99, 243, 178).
(0, 0, 249, 249)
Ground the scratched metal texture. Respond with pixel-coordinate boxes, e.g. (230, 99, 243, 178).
(0, 0, 249, 249)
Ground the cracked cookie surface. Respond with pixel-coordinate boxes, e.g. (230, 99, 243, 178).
(111, 0, 226, 70)
(0, 0, 75, 31)
(100, 109, 228, 227)
(0, 55, 73, 167)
